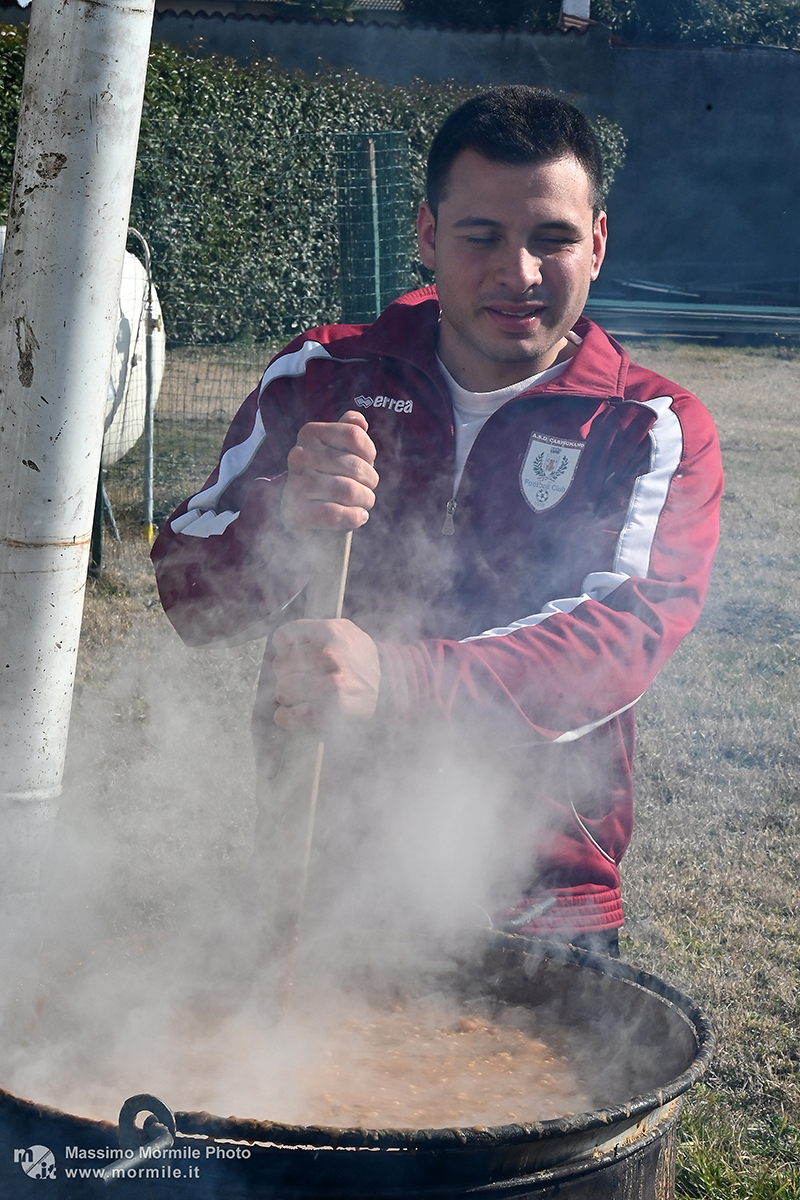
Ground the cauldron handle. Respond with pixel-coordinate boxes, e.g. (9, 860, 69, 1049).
(102, 1093, 176, 1183)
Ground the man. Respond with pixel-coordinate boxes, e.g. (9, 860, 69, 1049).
(152, 87, 722, 957)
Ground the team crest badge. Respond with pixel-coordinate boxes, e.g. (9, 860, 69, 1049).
(520, 432, 584, 513)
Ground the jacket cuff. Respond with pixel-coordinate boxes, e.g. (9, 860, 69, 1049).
(499, 886, 623, 936)
(376, 641, 433, 720)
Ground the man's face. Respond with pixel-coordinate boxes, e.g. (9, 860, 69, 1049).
(417, 149, 607, 391)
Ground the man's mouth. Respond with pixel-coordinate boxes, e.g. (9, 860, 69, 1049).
(493, 307, 541, 316)
(485, 303, 545, 330)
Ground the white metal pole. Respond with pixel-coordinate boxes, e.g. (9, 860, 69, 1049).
(0, 0, 155, 949)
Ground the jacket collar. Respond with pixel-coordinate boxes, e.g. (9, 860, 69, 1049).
(541, 315, 629, 401)
(327, 287, 442, 381)
(325, 288, 629, 402)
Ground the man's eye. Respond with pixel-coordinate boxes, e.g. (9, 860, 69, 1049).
(466, 235, 499, 245)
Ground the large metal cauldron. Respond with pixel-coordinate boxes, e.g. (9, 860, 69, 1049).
(0, 938, 713, 1198)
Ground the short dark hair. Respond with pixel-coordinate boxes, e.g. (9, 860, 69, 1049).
(426, 86, 605, 219)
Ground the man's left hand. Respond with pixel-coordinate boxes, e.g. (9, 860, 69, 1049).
(271, 619, 381, 732)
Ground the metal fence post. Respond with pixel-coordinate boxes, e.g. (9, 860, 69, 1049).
(335, 131, 411, 324)
(127, 227, 158, 543)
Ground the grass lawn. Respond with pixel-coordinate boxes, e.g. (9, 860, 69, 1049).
(69, 339, 799, 1196)
(617, 341, 800, 1199)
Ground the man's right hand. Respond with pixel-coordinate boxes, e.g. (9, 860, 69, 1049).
(280, 410, 379, 533)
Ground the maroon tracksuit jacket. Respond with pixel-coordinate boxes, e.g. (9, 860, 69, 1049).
(152, 288, 723, 937)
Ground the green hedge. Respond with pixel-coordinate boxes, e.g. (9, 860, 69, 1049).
(0, 28, 626, 345)
(590, 0, 800, 46)
(0, 25, 26, 210)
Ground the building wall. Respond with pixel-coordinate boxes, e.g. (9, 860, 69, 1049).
(5, 1, 795, 294)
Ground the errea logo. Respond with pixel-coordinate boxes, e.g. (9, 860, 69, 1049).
(353, 394, 413, 415)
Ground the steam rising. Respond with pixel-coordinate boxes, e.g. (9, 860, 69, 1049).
(0, 593, 549, 1125)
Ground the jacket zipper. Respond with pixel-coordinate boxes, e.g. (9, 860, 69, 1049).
(439, 381, 577, 537)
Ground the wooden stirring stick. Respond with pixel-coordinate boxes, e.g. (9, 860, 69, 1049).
(269, 529, 353, 1008)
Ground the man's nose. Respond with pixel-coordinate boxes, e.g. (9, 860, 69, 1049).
(498, 245, 543, 291)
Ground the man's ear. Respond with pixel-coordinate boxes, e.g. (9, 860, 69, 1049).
(417, 202, 436, 271)
(590, 211, 608, 281)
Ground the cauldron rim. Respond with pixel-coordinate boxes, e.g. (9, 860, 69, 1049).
(170, 936, 715, 1153)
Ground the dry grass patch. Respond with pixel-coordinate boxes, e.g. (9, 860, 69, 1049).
(617, 341, 800, 1197)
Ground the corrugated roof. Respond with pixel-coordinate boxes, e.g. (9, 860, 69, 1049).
(144, 0, 592, 32)
(350, 0, 404, 9)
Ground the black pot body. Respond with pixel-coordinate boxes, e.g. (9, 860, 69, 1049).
(0, 942, 711, 1199)
(0, 1097, 680, 1198)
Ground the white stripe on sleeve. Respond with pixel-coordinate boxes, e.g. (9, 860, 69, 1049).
(614, 394, 683, 577)
(461, 395, 683, 739)
(170, 509, 239, 537)
(553, 695, 643, 744)
(257, 340, 334, 399)
(171, 341, 334, 539)
(462, 571, 630, 641)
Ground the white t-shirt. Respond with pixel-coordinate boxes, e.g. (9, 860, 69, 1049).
(438, 331, 582, 495)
